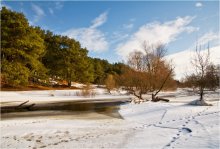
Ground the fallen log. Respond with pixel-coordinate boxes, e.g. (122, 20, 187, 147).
(24, 103, 36, 110)
(1, 100, 36, 113)
(158, 98, 169, 102)
(152, 96, 169, 102)
(17, 100, 29, 108)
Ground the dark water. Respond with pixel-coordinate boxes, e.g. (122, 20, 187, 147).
(1, 99, 129, 120)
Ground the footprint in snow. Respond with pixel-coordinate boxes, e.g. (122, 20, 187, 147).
(181, 127, 192, 133)
(36, 139, 41, 142)
(61, 140, 69, 142)
(166, 144, 171, 147)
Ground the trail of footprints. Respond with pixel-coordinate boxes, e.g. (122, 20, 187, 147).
(2, 108, 219, 148)
(2, 121, 129, 149)
(130, 107, 219, 149)
(163, 108, 219, 148)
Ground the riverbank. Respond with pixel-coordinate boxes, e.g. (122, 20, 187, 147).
(1, 89, 219, 148)
(1, 101, 219, 148)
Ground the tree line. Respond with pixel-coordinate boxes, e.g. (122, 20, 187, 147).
(2, 7, 217, 103)
(0, 7, 177, 101)
(1, 7, 125, 87)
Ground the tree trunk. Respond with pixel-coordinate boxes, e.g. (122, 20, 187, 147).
(152, 93, 156, 101)
(151, 94, 169, 102)
(68, 80, 71, 88)
(133, 91, 144, 100)
(153, 68, 174, 99)
(107, 89, 111, 94)
(200, 88, 204, 101)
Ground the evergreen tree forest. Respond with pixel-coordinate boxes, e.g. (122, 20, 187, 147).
(1, 7, 125, 88)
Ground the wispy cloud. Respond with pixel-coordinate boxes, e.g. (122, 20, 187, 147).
(198, 32, 219, 45)
(123, 23, 134, 29)
(130, 18, 136, 22)
(31, 4, 45, 23)
(166, 45, 220, 80)
(195, 2, 203, 8)
(189, 31, 220, 50)
(90, 11, 108, 28)
(63, 11, 109, 52)
(64, 28, 108, 52)
(166, 32, 219, 80)
(110, 32, 129, 44)
(55, 2, 63, 10)
(48, 2, 63, 15)
(48, 8, 54, 15)
(116, 16, 197, 59)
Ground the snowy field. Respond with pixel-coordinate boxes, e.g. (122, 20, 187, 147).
(0, 89, 220, 148)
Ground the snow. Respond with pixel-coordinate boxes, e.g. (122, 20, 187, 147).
(165, 45, 220, 80)
(1, 89, 220, 148)
(0, 89, 130, 106)
(71, 82, 85, 88)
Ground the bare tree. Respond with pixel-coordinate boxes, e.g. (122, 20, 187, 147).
(119, 42, 175, 102)
(142, 41, 174, 101)
(191, 45, 210, 101)
(115, 67, 150, 101)
(205, 64, 219, 91)
(184, 46, 219, 104)
(127, 51, 144, 71)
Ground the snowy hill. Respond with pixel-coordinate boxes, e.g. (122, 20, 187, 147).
(166, 45, 220, 80)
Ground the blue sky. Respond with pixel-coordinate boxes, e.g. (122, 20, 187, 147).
(1, 1, 219, 63)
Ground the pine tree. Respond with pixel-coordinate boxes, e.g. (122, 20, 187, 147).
(43, 34, 94, 87)
(1, 7, 46, 86)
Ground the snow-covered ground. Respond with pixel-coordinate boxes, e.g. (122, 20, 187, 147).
(0, 88, 130, 106)
(0, 89, 219, 148)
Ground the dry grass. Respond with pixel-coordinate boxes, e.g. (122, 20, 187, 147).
(74, 84, 96, 97)
(0, 84, 79, 91)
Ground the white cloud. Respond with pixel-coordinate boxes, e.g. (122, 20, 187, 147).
(166, 32, 219, 80)
(63, 11, 109, 52)
(49, 8, 54, 15)
(48, 2, 63, 15)
(31, 4, 45, 23)
(130, 18, 136, 22)
(64, 28, 108, 52)
(90, 11, 108, 28)
(123, 23, 134, 29)
(110, 32, 129, 44)
(196, 32, 219, 47)
(195, 2, 203, 7)
(55, 2, 63, 10)
(116, 16, 197, 59)
(166, 45, 220, 80)
(185, 26, 199, 33)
